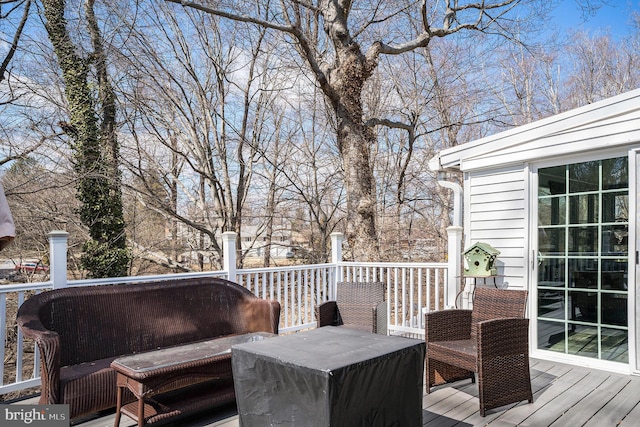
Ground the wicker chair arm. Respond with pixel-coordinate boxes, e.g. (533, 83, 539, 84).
(16, 305, 62, 404)
(425, 309, 472, 342)
(269, 301, 281, 334)
(35, 334, 62, 404)
(316, 301, 339, 327)
(374, 301, 387, 335)
(477, 318, 530, 358)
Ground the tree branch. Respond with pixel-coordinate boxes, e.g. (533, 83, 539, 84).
(365, 117, 413, 131)
(165, 0, 337, 106)
(366, 0, 521, 62)
(166, 0, 296, 33)
(0, 0, 31, 82)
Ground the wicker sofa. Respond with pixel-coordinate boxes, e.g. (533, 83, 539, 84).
(16, 277, 280, 420)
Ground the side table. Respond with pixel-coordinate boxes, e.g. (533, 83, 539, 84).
(112, 332, 273, 426)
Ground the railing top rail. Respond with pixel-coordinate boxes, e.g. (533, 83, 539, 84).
(338, 261, 448, 268)
(67, 270, 228, 287)
(237, 263, 333, 274)
(0, 261, 447, 294)
(0, 282, 52, 293)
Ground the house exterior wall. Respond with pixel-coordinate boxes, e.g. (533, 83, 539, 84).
(465, 165, 529, 290)
(461, 147, 639, 374)
(431, 89, 640, 374)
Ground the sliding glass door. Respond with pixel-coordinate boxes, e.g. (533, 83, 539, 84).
(536, 157, 629, 363)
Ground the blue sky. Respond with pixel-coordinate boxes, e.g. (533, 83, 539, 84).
(551, 0, 639, 38)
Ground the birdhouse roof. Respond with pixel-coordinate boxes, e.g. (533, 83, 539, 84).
(464, 242, 500, 256)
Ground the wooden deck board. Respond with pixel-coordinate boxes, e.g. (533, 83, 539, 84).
(469, 362, 585, 426)
(515, 370, 611, 426)
(583, 378, 640, 427)
(422, 388, 476, 426)
(10, 359, 640, 427)
(616, 390, 640, 427)
(547, 374, 630, 426)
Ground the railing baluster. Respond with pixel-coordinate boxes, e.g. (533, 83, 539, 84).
(303, 269, 308, 325)
(284, 271, 290, 329)
(409, 268, 415, 328)
(268, 271, 274, 301)
(15, 292, 25, 383)
(436, 268, 440, 308)
(296, 269, 302, 327)
(0, 293, 6, 386)
(402, 268, 407, 327)
(393, 267, 399, 327)
(417, 268, 423, 328)
(276, 272, 282, 326)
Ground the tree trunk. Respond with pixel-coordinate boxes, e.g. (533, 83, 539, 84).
(329, 44, 379, 260)
(42, 0, 130, 278)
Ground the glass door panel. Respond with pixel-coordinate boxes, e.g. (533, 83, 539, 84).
(537, 157, 629, 363)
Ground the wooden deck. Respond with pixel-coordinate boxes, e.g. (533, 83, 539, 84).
(12, 359, 640, 427)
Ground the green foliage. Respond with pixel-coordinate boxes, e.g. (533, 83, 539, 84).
(81, 240, 130, 278)
(43, 0, 131, 278)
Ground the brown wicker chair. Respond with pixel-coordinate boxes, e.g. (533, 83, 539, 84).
(425, 287, 533, 416)
(315, 282, 387, 334)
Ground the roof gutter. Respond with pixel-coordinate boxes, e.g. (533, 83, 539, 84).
(437, 172, 463, 228)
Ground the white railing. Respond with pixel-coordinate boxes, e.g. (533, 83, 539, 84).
(237, 264, 337, 332)
(0, 232, 448, 397)
(339, 262, 448, 336)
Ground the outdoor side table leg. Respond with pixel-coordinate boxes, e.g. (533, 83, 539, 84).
(113, 377, 123, 427)
(137, 395, 145, 427)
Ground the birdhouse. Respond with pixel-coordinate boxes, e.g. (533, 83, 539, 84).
(463, 242, 500, 277)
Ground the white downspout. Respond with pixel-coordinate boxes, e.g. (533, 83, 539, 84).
(437, 172, 463, 307)
(437, 172, 462, 227)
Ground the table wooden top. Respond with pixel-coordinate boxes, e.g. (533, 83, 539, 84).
(112, 332, 274, 374)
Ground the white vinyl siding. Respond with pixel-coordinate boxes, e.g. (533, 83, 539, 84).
(466, 165, 528, 288)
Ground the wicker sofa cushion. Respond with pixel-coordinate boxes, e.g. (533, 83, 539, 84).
(426, 339, 477, 372)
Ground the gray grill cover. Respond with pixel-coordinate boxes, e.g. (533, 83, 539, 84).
(232, 326, 425, 427)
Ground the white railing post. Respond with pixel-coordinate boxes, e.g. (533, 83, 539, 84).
(446, 226, 463, 308)
(330, 232, 343, 298)
(222, 231, 237, 283)
(48, 230, 69, 289)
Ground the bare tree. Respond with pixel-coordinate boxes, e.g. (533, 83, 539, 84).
(365, 33, 490, 260)
(0, 0, 50, 168)
(115, 4, 286, 269)
(485, 40, 564, 127)
(257, 108, 288, 267)
(7, 0, 638, 273)
(487, 26, 640, 129)
(1, 156, 87, 278)
(168, 0, 545, 261)
(281, 85, 344, 263)
(566, 30, 640, 107)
